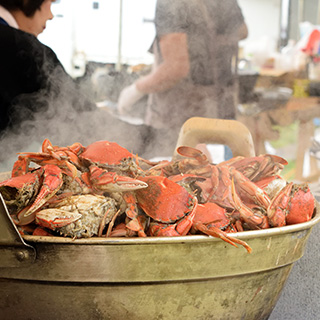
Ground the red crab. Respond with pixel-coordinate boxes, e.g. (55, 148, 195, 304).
(267, 182, 315, 227)
(0, 170, 41, 215)
(135, 176, 198, 237)
(148, 146, 271, 231)
(79, 140, 143, 177)
(0, 164, 64, 225)
(191, 202, 252, 253)
(186, 165, 270, 230)
(12, 139, 80, 179)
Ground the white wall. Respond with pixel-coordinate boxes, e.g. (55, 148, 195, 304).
(38, 0, 75, 75)
(239, 0, 281, 45)
(39, 0, 157, 77)
(238, 0, 281, 66)
(40, 0, 284, 76)
(72, 0, 156, 65)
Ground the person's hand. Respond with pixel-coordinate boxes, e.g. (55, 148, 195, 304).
(117, 83, 145, 115)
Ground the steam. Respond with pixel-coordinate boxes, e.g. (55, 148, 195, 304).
(0, 63, 147, 172)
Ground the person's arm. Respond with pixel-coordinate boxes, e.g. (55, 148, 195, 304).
(136, 32, 190, 93)
(117, 32, 190, 114)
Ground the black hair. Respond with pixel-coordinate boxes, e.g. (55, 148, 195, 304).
(0, 0, 45, 17)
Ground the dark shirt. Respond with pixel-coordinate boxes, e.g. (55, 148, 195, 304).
(0, 17, 8, 25)
(0, 23, 96, 136)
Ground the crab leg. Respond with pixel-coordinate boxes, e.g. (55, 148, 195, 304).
(230, 167, 270, 209)
(105, 209, 121, 237)
(82, 166, 148, 193)
(231, 177, 269, 229)
(193, 222, 252, 253)
(123, 192, 147, 237)
(222, 154, 288, 182)
(42, 139, 84, 169)
(12, 156, 31, 177)
(267, 182, 293, 227)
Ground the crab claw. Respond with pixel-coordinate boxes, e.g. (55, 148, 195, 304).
(36, 209, 82, 230)
(23, 165, 64, 218)
(231, 177, 269, 229)
(0, 171, 41, 210)
(230, 167, 270, 209)
(82, 166, 148, 193)
(17, 205, 36, 226)
(267, 182, 293, 227)
(12, 156, 30, 177)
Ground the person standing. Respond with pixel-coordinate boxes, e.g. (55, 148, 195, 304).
(118, 0, 248, 158)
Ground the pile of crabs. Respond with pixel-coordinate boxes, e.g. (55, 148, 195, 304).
(0, 139, 316, 253)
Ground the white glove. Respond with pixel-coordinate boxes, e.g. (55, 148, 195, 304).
(117, 83, 145, 115)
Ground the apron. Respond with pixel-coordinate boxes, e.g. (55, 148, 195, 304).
(143, 41, 220, 157)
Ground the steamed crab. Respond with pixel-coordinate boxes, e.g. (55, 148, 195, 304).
(0, 138, 316, 253)
(267, 182, 315, 227)
(135, 175, 198, 237)
(35, 194, 118, 238)
(191, 202, 252, 253)
(1, 139, 149, 226)
(0, 164, 64, 225)
(147, 146, 315, 230)
(151, 147, 271, 230)
(12, 138, 145, 183)
(133, 176, 251, 252)
(78, 140, 143, 177)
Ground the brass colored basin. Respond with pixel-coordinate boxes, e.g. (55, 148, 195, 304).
(0, 192, 319, 320)
(0, 118, 318, 319)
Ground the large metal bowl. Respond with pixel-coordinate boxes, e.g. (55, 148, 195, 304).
(0, 190, 319, 320)
(0, 118, 318, 320)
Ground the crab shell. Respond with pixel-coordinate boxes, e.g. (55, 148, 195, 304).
(135, 176, 197, 224)
(0, 170, 41, 214)
(36, 194, 117, 238)
(79, 140, 139, 174)
(286, 184, 315, 225)
(192, 202, 230, 230)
